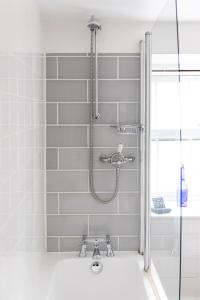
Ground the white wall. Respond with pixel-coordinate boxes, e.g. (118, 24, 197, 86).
(43, 17, 200, 55)
(43, 17, 153, 53)
(152, 22, 200, 54)
(0, 0, 45, 299)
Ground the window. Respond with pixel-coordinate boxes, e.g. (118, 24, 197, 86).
(151, 73, 200, 203)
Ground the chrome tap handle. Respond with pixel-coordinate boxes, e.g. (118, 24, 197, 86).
(124, 156, 135, 163)
(99, 155, 111, 163)
(106, 235, 114, 257)
(79, 235, 87, 257)
(93, 239, 101, 259)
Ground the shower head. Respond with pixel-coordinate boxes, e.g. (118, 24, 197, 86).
(87, 15, 101, 31)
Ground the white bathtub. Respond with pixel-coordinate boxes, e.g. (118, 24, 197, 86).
(45, 252, 160, 300)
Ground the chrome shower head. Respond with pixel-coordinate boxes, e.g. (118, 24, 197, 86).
(87, 15, 101, 31)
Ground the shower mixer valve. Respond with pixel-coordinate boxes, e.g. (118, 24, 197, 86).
(99, 143, 135, 169)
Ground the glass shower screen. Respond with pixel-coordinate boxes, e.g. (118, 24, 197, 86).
(150, 0, 182, 299)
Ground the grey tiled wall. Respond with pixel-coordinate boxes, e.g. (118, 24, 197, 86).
(46, 53, 140, 252)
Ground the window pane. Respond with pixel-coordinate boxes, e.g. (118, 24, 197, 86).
(151, 141, 180, 200)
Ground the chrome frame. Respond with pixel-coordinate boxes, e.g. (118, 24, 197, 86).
(144, 32, 152, 272)
(139, 40, 145, 255)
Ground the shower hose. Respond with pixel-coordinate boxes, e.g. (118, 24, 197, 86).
(89, 27, 119, 203)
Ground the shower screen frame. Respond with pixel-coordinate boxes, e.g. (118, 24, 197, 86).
(142, 0, 182, 299)
(139, 32, 152, 273)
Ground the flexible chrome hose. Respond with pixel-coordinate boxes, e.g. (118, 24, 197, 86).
(89, 28, 119, 203)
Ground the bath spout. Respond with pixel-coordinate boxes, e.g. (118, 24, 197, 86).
(93, 239, 101, 259)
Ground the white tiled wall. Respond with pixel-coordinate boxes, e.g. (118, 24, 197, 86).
(0, 0, 45, 299)
(0, 52, 45, 252)
(152, 217, 200, 299)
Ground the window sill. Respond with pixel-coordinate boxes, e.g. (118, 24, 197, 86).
(151, 201, 200, 218)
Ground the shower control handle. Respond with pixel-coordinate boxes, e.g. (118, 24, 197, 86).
(117, 143, 123, 153)
(99, 148, 135, 169)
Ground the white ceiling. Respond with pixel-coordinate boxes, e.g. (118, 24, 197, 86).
(36, 0, 200, 22)
(36, 0, 167, 21)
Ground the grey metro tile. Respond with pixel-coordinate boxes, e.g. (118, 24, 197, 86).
(58, 103, 117, 125)
(99, 80, 139, 102)
(46, 80, 87, 102)
(46, 103, 57, 124)
(58, 57, 90, 79)
(89, 215, 139, 236)
(46, 126, 87, 147)
(59, 148, 88, 169)
(119, 103, 139, 124)
(47, 170, 88, 192)
(47, 193, 58, 214)
(46, 57, 57, 79)
(47, 215, 88, 236)
(93, 126, 139, 147)
(92, 170, 139, 192)
(47, 237, 58, 252)
(59, 193, 117, 214)
(119, 237, 139, 251)
(46, 148, 58, 169)
(119, 57, 140, 79)
(118, 192, 140, 214)
(98, 57, 117, 79)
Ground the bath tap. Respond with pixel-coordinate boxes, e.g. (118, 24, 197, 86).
(78, 235, 114, 258)
(79, 235, 87, 257)
(106, 235, 114, 257)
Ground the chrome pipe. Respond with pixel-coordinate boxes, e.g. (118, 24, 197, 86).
(144, 32, 152, 272)
(88, 16, 101, 120)
(94, 29, 100, 119)
(139, 40, 145, 255)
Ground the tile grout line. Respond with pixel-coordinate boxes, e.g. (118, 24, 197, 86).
(46, 123, 140, 127)
(47, 146, 139, 149)
(47, 213, 140, 216)
(47, 191, 140, 195)
(46, 54, 140, 57)
(46, 78, 140, 81)
(47, 168, 139, 171)
(47, 191, 140, 194)
(46, 101, 140, 104)
(48, 235, 140, 238)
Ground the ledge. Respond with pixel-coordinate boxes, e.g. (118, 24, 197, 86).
(151, 201, 200, 218)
